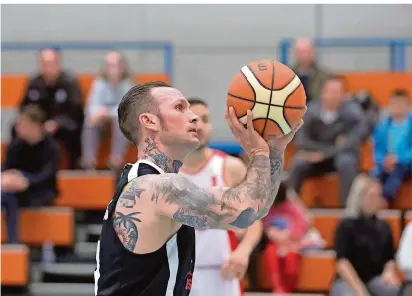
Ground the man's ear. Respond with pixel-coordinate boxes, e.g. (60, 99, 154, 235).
(139, 113, 160, 132)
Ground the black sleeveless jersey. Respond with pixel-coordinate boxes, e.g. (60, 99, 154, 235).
(94, 160, 195, 296)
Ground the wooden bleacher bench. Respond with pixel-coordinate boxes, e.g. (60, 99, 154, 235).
(1, 207, 74, 246)
(55, 171, 115, 210)
(311, 209, 402, 249)
(301, 174, 412, 210)
(1, 244, 29, 287)
(257, 249, 336, 292)
(301, 174, 341, 208)
(392, 179, 412, 210)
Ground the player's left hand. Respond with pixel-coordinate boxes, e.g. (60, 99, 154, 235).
(221, 246, 250, 280)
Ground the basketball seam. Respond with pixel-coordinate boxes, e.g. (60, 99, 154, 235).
(246, 65, 272, 91)
(240, 70, 257, 103)
(282, 75, 300, 131)
(261, 62, 275, 136)
(227, 93, 305, 109)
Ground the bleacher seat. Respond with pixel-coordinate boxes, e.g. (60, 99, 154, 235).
(257, 249, 336, 292)
(1, 207, 74, 246)
(392, 180, 412, 210)
(56, 171, 115, 210)
(1, 244, 29, 287)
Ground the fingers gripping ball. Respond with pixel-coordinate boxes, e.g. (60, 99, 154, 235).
(227, 60, 307, 139)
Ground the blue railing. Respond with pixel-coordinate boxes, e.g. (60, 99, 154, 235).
(1, 41, 174, 83)
(279, 38, 412, 71)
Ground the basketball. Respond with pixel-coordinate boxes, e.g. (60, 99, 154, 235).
(227, 60, 307, 139)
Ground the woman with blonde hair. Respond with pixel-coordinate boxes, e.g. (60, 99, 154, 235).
(81, 51, 134, 170)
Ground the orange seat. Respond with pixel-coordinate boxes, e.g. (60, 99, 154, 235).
(311, 209, 402, 249)
(342, 72, 412, 107)
(1, 244, 29, 286)
(391, 179, 412, 210)
(257, 250, 335, 292)
(360, 139, 374, 172)
(1, 207, 73, 246)
(300, 174, 341, 208)
(55, 172, 115, 210)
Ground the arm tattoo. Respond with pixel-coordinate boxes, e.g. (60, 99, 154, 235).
(113, 211, 141, 252)
(118, 180, 146, 208)
(153, 152, 279, 229)
(256, 147, 284, 219)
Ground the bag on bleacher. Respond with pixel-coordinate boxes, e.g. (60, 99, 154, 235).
(351, 90, 380, 139)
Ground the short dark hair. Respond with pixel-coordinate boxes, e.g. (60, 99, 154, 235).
(20, 104, 47, 124)
(187, 97, 208, 107)
(391, 89, 410, 98)
(322, 74, 346, 89)
(118, 81, 171, 145)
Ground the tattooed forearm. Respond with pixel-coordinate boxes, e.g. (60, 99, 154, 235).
(151, 153, 274, 229)
(256, 147, 284, 219)
(113, 211, 141, 252)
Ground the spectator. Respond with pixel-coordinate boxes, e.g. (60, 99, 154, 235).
(331, 176, 400, 296)
(289, 75, 367, 206)
(397, 221, 412, 280)
(291, 38, 330, 103)
(263, 181, 325, 293)
(16, 47, 84, 169)
(371, 89, 412, 205)
(81, 51, 134, 170)
(1, 105, 60, 244)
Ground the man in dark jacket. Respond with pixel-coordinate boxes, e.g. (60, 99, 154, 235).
(2, 105, 60, 243)
(292, 39, 330, 103)
(288, 75, 368, 205)
(17, 47, 84, 169)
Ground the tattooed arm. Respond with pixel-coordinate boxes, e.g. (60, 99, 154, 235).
(151, 149, 283, 230)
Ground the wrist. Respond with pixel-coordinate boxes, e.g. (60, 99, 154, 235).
(235, 243, 253, 256)
(249, 151, 270, 158)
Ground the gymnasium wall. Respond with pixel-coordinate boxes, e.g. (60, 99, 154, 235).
(2, 4, 412, 141)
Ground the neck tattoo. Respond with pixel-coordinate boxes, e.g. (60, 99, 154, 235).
(141, 136, 182, 173)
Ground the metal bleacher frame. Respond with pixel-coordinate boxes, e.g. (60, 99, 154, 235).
(1, 40, 175, 83)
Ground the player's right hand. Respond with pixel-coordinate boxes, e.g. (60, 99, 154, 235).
(225, 107, 269, 158)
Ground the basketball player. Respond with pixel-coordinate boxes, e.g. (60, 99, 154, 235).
(179, 98, 263, 296)
(94, 81, 302, 296)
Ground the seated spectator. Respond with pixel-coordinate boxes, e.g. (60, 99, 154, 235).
(15, 47, 84, 169)
(371, 89, 412, 205)
(263, 181, 325, 293)
(289, 75, 368, 206)
(397, 221, 412, 280)
(291, 38, 330, 103)
(81, 51, 134, 170)
(1, 105, 60, 244)
(331, 176, 400, 296)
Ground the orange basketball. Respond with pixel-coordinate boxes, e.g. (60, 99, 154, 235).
(227, 60, 306, 139)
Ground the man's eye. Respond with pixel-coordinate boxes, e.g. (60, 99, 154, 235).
(176, 104, 183, 111)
